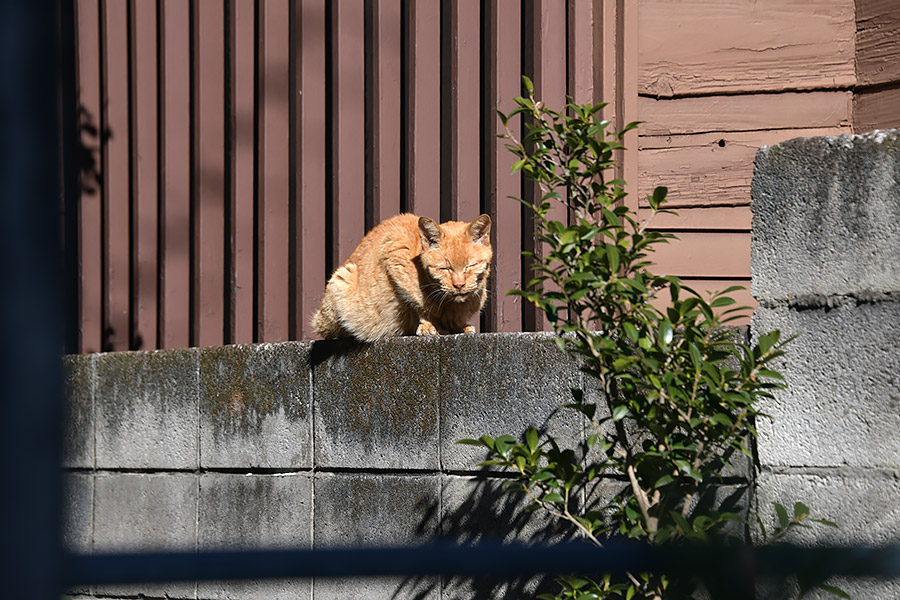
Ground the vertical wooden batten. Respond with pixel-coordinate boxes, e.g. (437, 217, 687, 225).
(159, 0, 192, 349)
(484, 0, 522, 333)
(130, 0, 159, 351)
(102, 0, 131, 351)
(330, 0, 366, 267)
(257, 0, 292, 342)
(296, 0, 328, 340)
(404, 0, 441, 221)
(75, 0, 104, 353)
(230, 0, 256, 345)
(193, 1, 226, 347)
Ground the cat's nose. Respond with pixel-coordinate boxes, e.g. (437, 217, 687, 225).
(452, 278, 465, 290)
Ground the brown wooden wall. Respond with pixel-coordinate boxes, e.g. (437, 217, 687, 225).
(71, 0, 639, 353)
(638, 0, 857, 314)
(69, 0, 895, 353)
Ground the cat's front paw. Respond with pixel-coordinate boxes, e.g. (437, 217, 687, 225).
(463, 325, 476, 334)
(416, 321, 439, 336)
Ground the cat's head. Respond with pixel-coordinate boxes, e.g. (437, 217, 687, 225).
(418, 214, 493, 302)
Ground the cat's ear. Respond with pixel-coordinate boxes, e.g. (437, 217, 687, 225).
(418, 216, 442, 250)
(468, 214, 492, 245)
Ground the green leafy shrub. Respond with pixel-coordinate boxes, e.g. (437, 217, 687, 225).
(459, 77, 842, 599)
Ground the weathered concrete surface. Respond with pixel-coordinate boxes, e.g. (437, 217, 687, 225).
(93, 473, 198, 599)
(312, 336, 442, 470)
(63, 354, 94, 469)
(755, 469, 900, 599)
(751, 129, 900, 302)
(198, 473, 312, 599)
(313, 473, 441, 600)
(753, 301, 900, 469)
(439, 332, 584, 471)
(95, 347, 199, 469)
(751, 129, 900, 599)
(200, 342, 311, 469)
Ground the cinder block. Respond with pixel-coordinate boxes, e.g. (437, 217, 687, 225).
(752, 302, 900, 469)
(439, 333, 584, 472)
(751, 129, 900, 302)
(62, 473, 92, 554)
(198, 473, 312, 599)
(62, 473, 93, 596)
(94, 473, 198, 599)
(439, 474, 610, 600)
(63, 353, 94, 468)
(312, 337, 441, 470)
(95, 348, 199, 469)
(313, 473, 440, 600)
(200, 342, 312, 469)
(755, 469, 900, 600)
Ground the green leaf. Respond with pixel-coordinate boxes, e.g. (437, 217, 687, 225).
(689, 343, 702, 370)
(525, 427, 539, 452)
(612, 405, 628, 421)
(658, 320, 674, 347)
(712, 413, 734, 427)
(670, 510, 693, 536)
(758, 331, 779, 355)
(774, 502, 790, 530)
(521, 75, 534, 96)
(543, 492, 565, 504)
(623, 322, 639, 342)
(648, 186, 668, 210)
(793, 501, 810, 520)
(815, 584, 851, 599)
(811, 518, 840, 528)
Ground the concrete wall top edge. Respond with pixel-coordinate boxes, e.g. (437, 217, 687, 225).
(750, 128, 900, 303)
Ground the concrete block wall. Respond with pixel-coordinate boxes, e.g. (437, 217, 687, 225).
(69, 332, 723, 600)
(750, 129, 900, 598)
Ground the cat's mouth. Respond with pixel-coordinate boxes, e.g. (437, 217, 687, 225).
(448, 289, 475, 302)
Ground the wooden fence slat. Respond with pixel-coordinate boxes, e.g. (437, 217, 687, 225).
(854, 87, 900, 133)
(488, 0, 523, 333)
(103, 0, 131, 351)
(447, 0, 480, 226)
(297, 0, 328, 340)
(639, 0, 855, 97)
(258, 0, 292, 342)
(856, 0, 900, 87)
(530, 0, 567, 331)
(648, 231, 749, 279)
(332, 0, 366, 265)
(231, 0, 255, 344)
(131, 0, 159, 351)
(639, 206, 752, 232)
(406, 0, 441, 221)
(194, 1, 226, 347)
(639, 92, 852, 137)
(638, 127, 848, 208)
(75, 0, 104, 354)
(598, 0, 617, 126)
(569, 0, 598, 105)
(160, 0, 192, 349)
(618, 0, 639, 213)
(371, 0, 402, 225)
(648, 278, 754, 325)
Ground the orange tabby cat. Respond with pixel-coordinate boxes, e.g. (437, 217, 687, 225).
(312, 213, 492, 341)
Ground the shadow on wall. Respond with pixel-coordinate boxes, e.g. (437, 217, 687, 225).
(77, 104, 105, 197)
(395, 468, 577, 600)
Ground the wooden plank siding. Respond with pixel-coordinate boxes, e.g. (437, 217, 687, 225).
(854, 0, 900, 132)
(637, 0, 857, 322)
(69, 0, 893, 351)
